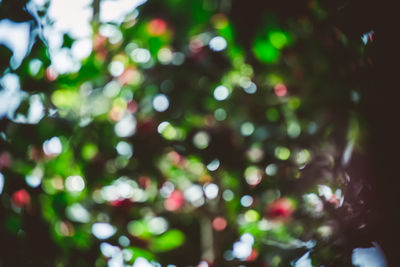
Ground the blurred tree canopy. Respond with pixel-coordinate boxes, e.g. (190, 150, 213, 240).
(0, 0, 390, 266)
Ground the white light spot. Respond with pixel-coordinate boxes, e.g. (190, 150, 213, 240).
(26, 174, 42, 188)
(204, 183, 219, 199)
(213, 85, 229, 101)
(222, 190, 234, 201)
(214, 108, 227, 121)
(193, 131, 210, 149)
(114, 114, 136, 137)
(92, 222, 116, 239)
(158, 47, 173, 64)
(71, 38, 92, 60)
(65, 175, 85, 192)
(108, 61, 125, 77)
(99, 0, 145, 24)
(130, 48, 151, 63)
(184, 184, 204, 207)
(232, 241, 252, 260)
(352, 243, 387, 267)
(132, 257, 154, 267)
(43, 136, 62, 156)
(66, 203, 90, 223)
(240, 122, 255, 136)
(103, 80, 121, 98)
(206, 159, 220, 171)
(209, 36, 227, 52)
(116, 141, 133, 157)
(148, 217, 168, 235)
(265, 164, 278, 176)
(0, 172, 4, 194)
(157, 121, 170, 134)
(240, 195, 253, 207)
(152, 94, 169, 112)
(240, 233, 254, 245)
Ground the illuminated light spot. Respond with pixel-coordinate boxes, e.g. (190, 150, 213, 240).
(184, 184, 204, 207)
(275, 146, 291, 160)
(206, 159, 220, 171)
(266, 108, 279, 122)
(258, 219, 272, 231)
(65, 175, 85, 192)
(43, 136, 62, 156)
(214, 108, 227, 121)
(116, 141, 133, 157)
(29, 59, 42, 76)
(240, 195, 253, 207)
(244, 210, 260, 222)
(318, 225, 333, 240)
(100, 242, 119, 257)
(267, 198, 295, 219)
(158, 47, 173, 64)
(287, 121, 301, 138)
(213, 85, 229, 101)
(119, 236, 130, 247)
(147, 19, 167, 36)
(160, 181, 175, 198)
(240, 122, 255, 136)
(109, 106, 124, 121)
(352, 243, 387, 267)
(222, 190, 234, 201)
(103, 80, 121, 98)
(148, 217, 168, 235)
(232, 240, 252, 260)
(114, 114, 137, 137)
(108, 61, 125, 77)
(240, 79, 257, 94)
(269, 31, 289, 49)
(122, 248, 133, 261)
(26, 174, 42, 188)
(351, 90, 360, 103)
(0, 172, 4, 194)
(296, 149, 311, 165)
(274, 83, 287, 97)
(71, 38, 92, 60)
(244, 166, 262, 186)
(265, 163, 278, 176)
(51, 176, 64, 190)
(132, 257, 153, 267)
(57, 220, 74, 237)
(92, 222, 116, 240)
(164, 190, 184, 211)
(152, 94, 169, 112)
(246, 147, 264, 163)
(11, 189, 31, 208)
(209, 36, 227, 52)
(241, 233, 255, 245)
(212, 217, 227, 231)
(46, 67, 58, 81)
(130, 48, 151, 63)
(157, 121, 170, 134)
(204, 183, 219, 199)
(198, 261, 209, 267)
(193, 131, 210, 149)
(171, 52, 185, 65)
(66, 203, 90, 223)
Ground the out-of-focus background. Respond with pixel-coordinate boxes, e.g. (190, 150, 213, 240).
(0, 0, 396, 266)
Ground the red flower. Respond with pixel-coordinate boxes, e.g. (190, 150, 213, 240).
(11, 189, 31, 208)
(164, 190, 184, 211)
(266, 197, 295, 220)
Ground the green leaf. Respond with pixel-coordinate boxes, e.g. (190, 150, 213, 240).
(150, 229, 185, 252)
